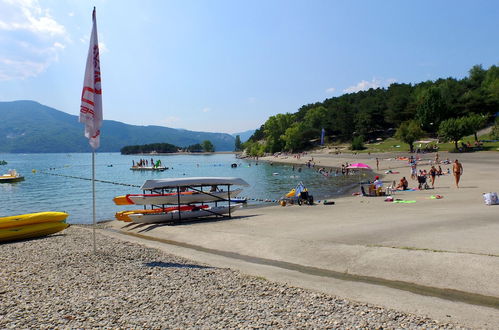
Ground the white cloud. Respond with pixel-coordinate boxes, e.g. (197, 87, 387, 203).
(343, 78, 397, 93)
(0, 0, 66, 36)
(53, 42, 65, 49)
(0, 0, 68, 80)
(0, 57, 47, 80)
(202, 107, 211, 113)
(159, 116, 181, 126)
(68, 12, 74, 17)
(325, 87, 336, 94)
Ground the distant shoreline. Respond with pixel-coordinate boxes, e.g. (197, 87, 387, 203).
(124, 151, 240, 156)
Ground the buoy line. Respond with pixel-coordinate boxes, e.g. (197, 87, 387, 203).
(37, 170, 141, 188)
(37, 170, 279, 202)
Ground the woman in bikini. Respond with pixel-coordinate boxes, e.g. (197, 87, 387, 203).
(429, 165, 437, 188)
(453, 159, 463, 188)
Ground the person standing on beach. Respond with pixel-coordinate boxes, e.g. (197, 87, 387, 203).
(429, 165, 437, 188)
(376, 158, 379, 170)
(453, 159, 463, 188)
(410, 161, 417, 180)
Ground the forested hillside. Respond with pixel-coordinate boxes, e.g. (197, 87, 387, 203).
(245, 64, 499, 154)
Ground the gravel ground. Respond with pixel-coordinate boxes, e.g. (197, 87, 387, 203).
(0, 226, 465, 329)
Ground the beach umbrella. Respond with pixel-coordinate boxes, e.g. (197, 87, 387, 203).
(346, 163, 372, 190)
(346, 163, 371, 169)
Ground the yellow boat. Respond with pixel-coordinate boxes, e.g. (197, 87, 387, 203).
(115, 205, 209, 222)
(0, 169, 24, 183)
(0, 221, 69, 243)
(113, 195, 132, 205)
(0, 212, 69, 229)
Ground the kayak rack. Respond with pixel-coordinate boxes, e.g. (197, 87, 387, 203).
(145, 183, 235, 224)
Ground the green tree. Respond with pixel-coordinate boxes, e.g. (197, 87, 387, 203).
(384, 83, 414, 126)
(243, 140, 265, 156)
(416, 86, 448, 133)
(186, 143, 203, 152)
(282, 122, 303, 152)
(302, 106, 329, 129)
(466, 64, 486, 89)
(395, 120, 425, 153)
(202, 140, 215, 152)
(351, 135, 365, 150)
(234, 135, 242, 151)
(263, 113, 294, 153)
(354, 110, 373, 138)
(463, 113, 486, 142)
(438, 118, 470, 151)
(490, 117, 499, 140)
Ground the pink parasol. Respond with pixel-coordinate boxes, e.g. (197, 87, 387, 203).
(346, 163, 372, 169)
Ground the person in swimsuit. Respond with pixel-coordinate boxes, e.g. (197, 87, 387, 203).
(429, 165, 437, 188)
(396, 177, 408, 190)
(453, 159, 463, 188)
(410, 162, 417, 180)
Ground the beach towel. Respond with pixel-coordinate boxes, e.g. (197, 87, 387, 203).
(393, 200, 416, 204)
(483, 192, 499, 205)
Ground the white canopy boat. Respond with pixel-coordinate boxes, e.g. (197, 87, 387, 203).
(129, 205, 240, 224)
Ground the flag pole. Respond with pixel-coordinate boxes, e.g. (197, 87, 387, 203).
(92, 151, 96, 253)
(79, 7, 102, 254)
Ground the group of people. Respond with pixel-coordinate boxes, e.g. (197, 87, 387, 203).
(132, 158, 163, 168)
(398, 158, 463, 190)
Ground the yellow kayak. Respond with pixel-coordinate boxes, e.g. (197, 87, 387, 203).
(113, 195, 133, 205)
(115, 205, 208, 222)
(0, 221, 69, 243)
(0, 212, 69, 229)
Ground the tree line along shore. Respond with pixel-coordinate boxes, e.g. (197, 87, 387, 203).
(243, 64, 499, 155)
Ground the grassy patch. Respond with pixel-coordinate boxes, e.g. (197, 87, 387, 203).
(351, 134, 499, 154)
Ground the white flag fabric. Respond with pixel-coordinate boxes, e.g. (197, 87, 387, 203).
(79, 8, 102, 150)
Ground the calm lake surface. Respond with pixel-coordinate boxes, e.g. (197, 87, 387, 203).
(0, 153, 359, 224)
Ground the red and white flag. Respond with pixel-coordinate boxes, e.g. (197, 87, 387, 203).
(79, 7, 102, 150)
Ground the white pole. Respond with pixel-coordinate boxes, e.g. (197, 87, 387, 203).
(92, 151, 96, 253)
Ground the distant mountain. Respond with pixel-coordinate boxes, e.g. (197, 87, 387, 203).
(0, 100, 236, 153)
(232, 129, 255, 143)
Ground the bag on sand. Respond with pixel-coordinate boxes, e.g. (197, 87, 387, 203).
(483, 192, 499, 205)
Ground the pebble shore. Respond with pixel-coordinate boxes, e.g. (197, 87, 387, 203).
(0, 226, 465, 329)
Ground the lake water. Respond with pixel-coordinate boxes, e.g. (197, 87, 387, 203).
(0, 153, 359, 224)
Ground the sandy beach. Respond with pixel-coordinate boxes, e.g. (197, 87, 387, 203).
(2, 150, 498, 328)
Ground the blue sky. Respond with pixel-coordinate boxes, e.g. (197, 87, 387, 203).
(0, 0, 498, 133)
